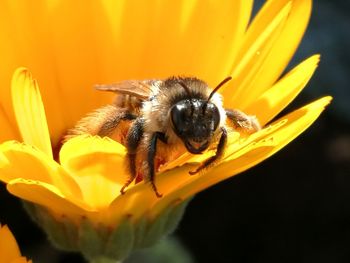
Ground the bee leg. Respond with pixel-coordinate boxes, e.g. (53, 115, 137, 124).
(189, 127, 227, 175)
(98, 111, 137, 137)
(146, 132, 167, 198)
(226, 109, 261, 134)
(120, 118, 144, 195)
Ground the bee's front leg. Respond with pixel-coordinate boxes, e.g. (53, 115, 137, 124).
(189, 127, 227, 175)
(146, 132, 167, 198)
(226, 109, 261, 134)
(120, 118, 144, 195)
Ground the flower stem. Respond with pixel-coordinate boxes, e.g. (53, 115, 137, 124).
(89, 257, 122, 263)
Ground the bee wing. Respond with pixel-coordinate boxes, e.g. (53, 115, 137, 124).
(95, 80, 159, 100)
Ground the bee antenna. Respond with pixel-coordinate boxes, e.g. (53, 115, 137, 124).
(207, 76, 232, 102)
(203, 76, 232, 114)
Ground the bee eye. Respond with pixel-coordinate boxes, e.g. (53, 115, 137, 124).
(170, 102, 190, 135)
(204, 103, 220, 131)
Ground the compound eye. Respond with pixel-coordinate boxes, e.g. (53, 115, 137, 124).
(205, 103, 220, 130)
(170, 102, 190, 135)
(213, 106, 220, 130)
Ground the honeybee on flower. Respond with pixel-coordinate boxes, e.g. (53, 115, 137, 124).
(66, 76, 260, 197)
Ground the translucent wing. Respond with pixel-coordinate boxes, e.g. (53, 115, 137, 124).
(95, 80, 159, 100)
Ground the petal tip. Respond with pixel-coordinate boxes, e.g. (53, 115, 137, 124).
(304, 96, 333, 114)
(311, 54, 321, 64)
(13, 67, 29, 76)
(10, 68, 53, 158)
(321, 95, 333, 106)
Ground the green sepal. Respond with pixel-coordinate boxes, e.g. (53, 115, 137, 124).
(137, 198, 191, 248)
(22, 197, 192, 262)
(22, 201, 79, 251)
(133, 216, 148, 249)
(163, 199, 189, 236)
(79, 218, 105, 259)
(104, 217, 134, 260)
(126, 236, 193, 263)
(141, 203, 174, 247)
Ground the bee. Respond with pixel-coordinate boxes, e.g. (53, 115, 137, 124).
(65, 76, 260, 197)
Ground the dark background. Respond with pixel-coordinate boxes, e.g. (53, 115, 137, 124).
(1, 0, 350, 262)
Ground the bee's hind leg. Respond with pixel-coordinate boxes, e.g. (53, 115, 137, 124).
(225, 109, 261, 134)
(189, 127, 227, 175)
(120, 118, 144, 195)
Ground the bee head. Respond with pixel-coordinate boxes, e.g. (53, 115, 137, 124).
(170, 98, 221, 154)
(169, 76, 231, 154)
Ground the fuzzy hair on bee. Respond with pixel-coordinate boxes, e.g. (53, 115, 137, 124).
(65, 76, 261, 198)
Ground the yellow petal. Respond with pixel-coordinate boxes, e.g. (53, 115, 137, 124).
(0, 141, 82, 202)
(245, 54, 320, 125)
(97, 0, 253, 85)
(108, 189, 155, 223)
(7, 178, 92, 216)
(60, 136, 127, 209)
(0, 105, 19, 142)
(0, 1, 70, 146)
(0, 225, 21, 263)
(222, 1, 291, 108)
(109, 163, 195, 221)
(11, 68, 52, 158)
(230, 0, 312, 108)
(35, 1, 111, 135)
(151, 96, 332, 216)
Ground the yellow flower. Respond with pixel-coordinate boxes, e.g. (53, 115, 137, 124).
(0, 0, 331, 261)
(0, 224, 32, 263)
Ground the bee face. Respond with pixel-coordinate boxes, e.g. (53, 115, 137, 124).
(170, 98, 220, 154)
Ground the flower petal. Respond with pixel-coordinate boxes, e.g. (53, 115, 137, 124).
(0, 104, 19, 142)
(109, 189, 155, 222)
(11, 68, 52, 158)
(38, 1, 111, 137)
(222, 1, 292, 108)
(0, 1, 68, 145)
(0, 141, 82, 202)
(97, 0, 253, 85)
(245, 54, 320, 125)
(109, 164, 195, 222)
(151, 96, 332, 216)
(7, 178, 91, 217)
(60, 136, 127, 209)
(0, 225, 21, 263)
(250, 0, 312, 89)
(228, 0, 312, 109)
